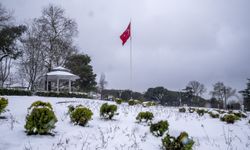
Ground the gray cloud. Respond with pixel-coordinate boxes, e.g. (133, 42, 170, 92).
(2, 0, 250, 97)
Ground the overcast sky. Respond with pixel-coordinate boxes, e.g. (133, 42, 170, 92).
(2, 0, 250, 96)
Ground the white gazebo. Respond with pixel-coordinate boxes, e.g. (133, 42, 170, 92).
(45, 66, 79, 93)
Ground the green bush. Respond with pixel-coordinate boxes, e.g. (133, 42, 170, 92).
(70, 106, 93, 126)
(29, 101, 52, 110)
(100, 103, 118, 119)
(179, 107, 186, 113)
(115, 98, 123, 104)
(150, 120, 169, 137)
(162, 132, 194, 150)
(196, 109, 206, 116)
(143, 101, 157, 107)
(128, 100, 136, 105)
(68, 105, 75, 114)
(208, 111, 219, 118)
(136, 111, 154, 123)
(230, 111, 247, 118)
(220, 114, 239, 124)
(0, 97, 8, 115)
(0, 88, 32, 96)
(216, 109, 226, 114)
(128, 99, 141, 106)
(24, 101, 57, 135)
(188, 107, 195, 113)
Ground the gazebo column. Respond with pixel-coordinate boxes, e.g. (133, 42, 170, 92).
(46, 80, 49, 91)
(57, 78, 60, 93)
(69, 80, 71, 93)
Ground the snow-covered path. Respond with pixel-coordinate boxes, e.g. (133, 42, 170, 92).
(0, 96, 249, 150)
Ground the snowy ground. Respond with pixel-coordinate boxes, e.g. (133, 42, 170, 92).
(0, 96, 250, 150)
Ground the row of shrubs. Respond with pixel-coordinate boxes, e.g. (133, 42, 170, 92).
(1, 97, 195, 149)
(179, 107, 248, 124)
(135, 111, 194, 150)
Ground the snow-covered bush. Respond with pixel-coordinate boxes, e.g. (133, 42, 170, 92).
(162, 132, 194, 150)
(150, 120, 169, 137)
(0, 97, 8, 115)
(115, 98, 123, 104)
(208, 110, 219, 118)
(68, 105, 75, 114)
(188, 107, 195, 113)
(196, 109, 206, 116)
(143, 101, 157, 107)
(136, 111, 154, 123)
(220, 114, 239, 124)
(230, 111, 247, 118)
(179, 107, 186, 113)
(100, 103, 118, 119)
(216, 109, 226, 114)
(70, 106, 93, 126)
(24, 101, 57, 135)
(128, 99, 141, 106)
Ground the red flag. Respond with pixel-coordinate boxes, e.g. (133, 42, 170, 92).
(120, 22, 131, 45)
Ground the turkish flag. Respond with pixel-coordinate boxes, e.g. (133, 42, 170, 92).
(120, 22, 131, 45)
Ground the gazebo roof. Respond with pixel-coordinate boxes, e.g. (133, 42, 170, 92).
(46, 66, 79, 81)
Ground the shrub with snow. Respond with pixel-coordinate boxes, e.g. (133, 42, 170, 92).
(216, 109, 226, 114)
(179, 107, 186, 113)
(100, 103, 118, 119)
(150, 120, 169, 137)
(128, 99, 141, 106)
(196, 109, 206, 116)
(68, 105, 75, 114)
(0, 97, 8, 115)
(188, 107, 195, 113)
(136, 111, 154, 123)
(230, 110, 247, 118)
(208, 110, 219, 118)
(143, 101, 157, 107)
(162, 132, 194, 150)
(220, 114, 239, 124)
(24, 101, 57, 135)
(115, 98, 123, 104)
(70, 105, 93, 126)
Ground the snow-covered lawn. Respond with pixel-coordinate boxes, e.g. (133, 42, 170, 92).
(0, 96, 250, 150)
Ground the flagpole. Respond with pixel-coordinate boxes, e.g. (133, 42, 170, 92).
(130, 19, 133, 93)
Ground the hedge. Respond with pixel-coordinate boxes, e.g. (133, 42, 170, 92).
(0, 88, 32, 96)
(36, 92, 89, 98)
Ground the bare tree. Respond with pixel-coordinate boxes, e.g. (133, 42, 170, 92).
(99, 73, 107, 99)
(0, 3, 12, 27)
(210, 82, 236, 109)
(0, 57, 11, 87)
(35, 4, 78, 71)
(19, 23, 46, 91)
(187, 80, 206, 99)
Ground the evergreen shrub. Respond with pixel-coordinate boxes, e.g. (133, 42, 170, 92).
(24, 101, 57, 135)
(150, 120, 169, 137)
(162, 132, 194, 150)
(100, 103, 118, 119)
(0, 97, 8, 115)
(70, 106, 93, 126)
(136, 111, 154, 123)
(179, 107, 186, 113)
